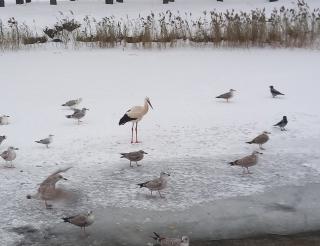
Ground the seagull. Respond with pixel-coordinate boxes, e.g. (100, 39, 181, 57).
(119, 97, 153, 143)
(274, 116, 288, 131)
(246, 131, 271, 150)
(137, 172, 170, 198)
(0, 146, 18, 167)
(66, 108, 89, 124)
(269, 85, 284, 98)
(0, 115, 10, 125)
(151, 232, 189, 246)
(229, 151, 263, 174)
(216, 89, 236, 102)
(120, 150, 147, 167)
(62, 98, 82, 108)
(0, 135, 6, 145)
(27, 167, 71, 209)
(62, 211, 95, 233)
(35, 134, 54, 148)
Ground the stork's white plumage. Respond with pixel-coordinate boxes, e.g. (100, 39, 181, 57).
(119, 97, 153, 143)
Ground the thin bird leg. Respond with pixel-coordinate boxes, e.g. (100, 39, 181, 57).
(259, 144, 265, 150)
(242, 167, 246, 174)
(135, 122, 139, 143)
(44, 200, 52, 209)
(136, 161, 141, 166)
(46, 144, 49, 149)
(130, 161, 132, 167)
(246, 167, 252, 174)
(131, 123, 134, 143)
(150, 191, 153, 196)
(158, 191, 164, 198)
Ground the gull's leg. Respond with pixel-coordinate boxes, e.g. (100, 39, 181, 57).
(46, 144, 49, 149)
(259, 144, 265, 150)
(242, 167, 246, 174)
(131, 123, 134, 143)
(137, 161, 141, 166)
(135, 122, 139, 143)
(130, 161, 132, 167)
(158, 191, 164, 198)
(45, 200, 52, 209)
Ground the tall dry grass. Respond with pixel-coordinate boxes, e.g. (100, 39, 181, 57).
(0, 0, 320, 50)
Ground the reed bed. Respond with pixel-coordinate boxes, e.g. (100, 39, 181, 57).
(0, 0, 319, 50)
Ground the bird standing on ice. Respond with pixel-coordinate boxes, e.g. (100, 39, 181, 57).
(229, 151, 263, 174)
(35, 134, 54, 148)
(246, 131, 271, 150)
(274, 116, 288, 131)
(120, 150, 147, 167)
(137, 171, 170, 198)
(62, 98, 82, 108)
(62, 211, 95, 233)
(119, 97, 153, 143)
(66, 108, 89, 124)
(27, 167, 71, 209)
(0, 146, 18, 167)
(269, 85, 284, 98)
(216, 89, 236, 102)
(151, 232, 190, 246)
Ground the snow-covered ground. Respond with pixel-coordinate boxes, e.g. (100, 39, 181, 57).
(1, 47, 320, 244)
(1, 0, 320, 245)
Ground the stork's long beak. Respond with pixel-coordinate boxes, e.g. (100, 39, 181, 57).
(147, 100, 153, 109)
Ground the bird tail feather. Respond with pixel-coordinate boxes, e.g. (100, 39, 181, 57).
(62, 217, 71, 223)
(152, 232, 161, 241)
(137, 182, 147, 188)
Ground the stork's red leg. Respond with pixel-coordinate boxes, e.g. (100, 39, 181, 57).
(135, 122, 139, 143)
(131, 123, 134, 143)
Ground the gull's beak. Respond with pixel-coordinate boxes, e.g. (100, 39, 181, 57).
(14, 148, 19, 150)
(63, 178, 68, 181)
(259, 152, 263, 155)
(144, 151, 148, 154)
(147, 100, 153, 109)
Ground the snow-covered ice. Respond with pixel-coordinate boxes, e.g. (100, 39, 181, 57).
(1, 47, 320, 244)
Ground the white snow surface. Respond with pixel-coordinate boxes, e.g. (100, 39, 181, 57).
(1, 47, 320, 244)
(0, 0, 320, 244)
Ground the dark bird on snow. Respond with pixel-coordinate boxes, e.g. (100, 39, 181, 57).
(269, 85, 284, 98)
(274, 116, 288, 131)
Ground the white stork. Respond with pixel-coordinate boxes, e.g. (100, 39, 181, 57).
(119, 97, 153, 143)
